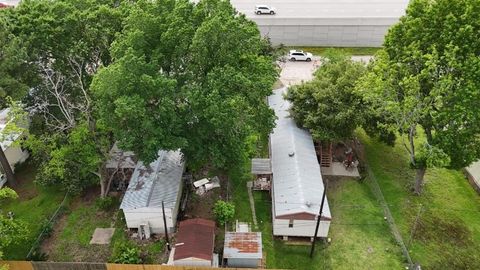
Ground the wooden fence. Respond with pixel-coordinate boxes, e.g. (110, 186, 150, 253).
(0, 262, 275, 270)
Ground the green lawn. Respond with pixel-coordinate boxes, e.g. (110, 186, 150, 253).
(359, 130, 480, 269)
(47, 197, 165, 263)
(1, 162, 65, 260)
(254, 179, 404, 270)
(289, 47, 380, 56)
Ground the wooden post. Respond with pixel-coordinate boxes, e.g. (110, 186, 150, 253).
(310, 181, 328, 258)
(162, 201, 171, 251)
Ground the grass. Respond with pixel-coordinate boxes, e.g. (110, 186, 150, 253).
(359, 129, 480, 269)
(289, 47, 380, 56)
(1, 161, 65, 260)
(254, 179, 404, 270)
(47, 197, 166, 263)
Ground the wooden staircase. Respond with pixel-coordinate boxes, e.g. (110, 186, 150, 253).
(315, 141, 332, 167)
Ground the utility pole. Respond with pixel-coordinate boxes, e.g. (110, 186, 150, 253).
(162, 201, 171, 251)
(310, 181, 328, 258)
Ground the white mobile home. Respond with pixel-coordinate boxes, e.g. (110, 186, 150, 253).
(0, 108, 29, 172)
(120, 150, 185, 234)
(268, 88, 331, 239)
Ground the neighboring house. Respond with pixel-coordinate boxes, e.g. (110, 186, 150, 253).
(120, 150, 185, 235)
(230, 0, 409, 47)
(466, 160, 480, 193)
(223, 232, 262, 268)
(173, 218, 217, 267)
(0, 108, 29, 183)
(268, 88, 331, 240)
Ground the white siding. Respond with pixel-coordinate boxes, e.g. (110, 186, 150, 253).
(273, 218, 330, 238)
(227, 258, 259, 268)
(123, 207, 175, 234)
(4, 145, 29, 171)
(174, 257, 211, 267)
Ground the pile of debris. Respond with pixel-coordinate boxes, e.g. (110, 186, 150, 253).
(193, 176, 221, 196)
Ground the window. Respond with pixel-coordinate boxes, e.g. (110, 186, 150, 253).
(289, 219, 294, 228)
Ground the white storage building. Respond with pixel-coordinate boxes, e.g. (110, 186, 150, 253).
(0, 108, 29, 180)
(268, 88, 331, 239)
(224, 232, 262, 268)
(120, 150, 185, 234)
(230, 0, 409, 47)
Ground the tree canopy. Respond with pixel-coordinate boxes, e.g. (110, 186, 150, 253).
(92, 0, 278, 168)
(357, 0, 480, 193)
(286, 50, 367, 141)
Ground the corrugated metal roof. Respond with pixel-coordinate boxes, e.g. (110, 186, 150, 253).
(251, 158, 272, 174)
(268, 88, 331, 219)
(223, 232, 262, 259)
(174, 218, 215, 261)
(106, 142, 137, 169)
(120, 150, 184, 210)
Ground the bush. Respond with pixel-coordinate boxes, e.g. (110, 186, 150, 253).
(95, 196, 116, 211)
(213, 200, 235, 226)
(110, 241, 142, 264)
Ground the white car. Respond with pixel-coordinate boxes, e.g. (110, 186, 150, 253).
(288, 50, 313, 62)
(255, 5, 276, 15)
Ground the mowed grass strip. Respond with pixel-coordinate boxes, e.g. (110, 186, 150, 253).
(2, 162, 65, 259)
(359, 130, 480, 268)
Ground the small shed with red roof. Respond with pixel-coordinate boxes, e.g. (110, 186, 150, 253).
(173, 218, 216, 267)
(224, 232, 262, 268)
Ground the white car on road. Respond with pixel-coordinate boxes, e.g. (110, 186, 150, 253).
(255, 5, 276, 15)
(288, 50, 313, 62)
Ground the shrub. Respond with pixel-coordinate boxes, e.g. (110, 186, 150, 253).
(110, 241, 142, 264)
(213, 200, 235, 226)
(95, 196, 116, 211)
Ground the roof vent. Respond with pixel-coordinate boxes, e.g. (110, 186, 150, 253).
(288, 151, 295, 157)
(305, 201, 312, 208)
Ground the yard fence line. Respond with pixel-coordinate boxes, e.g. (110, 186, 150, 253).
(26, 192, 69, 260)
(364, 165, 414, 268)
(0, 261, 277, 270)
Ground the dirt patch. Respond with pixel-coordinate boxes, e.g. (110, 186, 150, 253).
(40, 211, 68, 257)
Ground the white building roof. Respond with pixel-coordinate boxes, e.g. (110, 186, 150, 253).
(231, 0, 409, 19)
(466, 161, 480, 189)
(120, 150, 185, 210)
(268, 88, 331, 219)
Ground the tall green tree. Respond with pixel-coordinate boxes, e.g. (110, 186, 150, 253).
(285, 50, 367, 141)
(357, 0, 480, 194)
(92, 0, 278, 168)
(3, 0, 126, 196)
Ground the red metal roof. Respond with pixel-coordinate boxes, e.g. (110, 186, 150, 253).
(174, 218, 215, 261)
(0, 3, 11, 8)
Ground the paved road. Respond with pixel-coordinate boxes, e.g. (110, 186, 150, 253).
(279, 55, 373, 86)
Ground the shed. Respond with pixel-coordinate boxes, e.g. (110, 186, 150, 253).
(120, 150, 185, 234)
(230, 0, 409, 47)
(224, 232, 262, 268)
(173, 218, 216, 267)
(268, 88, 331, 239)
(251, 158, 272, 175)
(0, 108, 29, 179)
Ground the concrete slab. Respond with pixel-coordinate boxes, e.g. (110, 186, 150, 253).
(89, 228, 115, 245)
(321, 162, 360, 178)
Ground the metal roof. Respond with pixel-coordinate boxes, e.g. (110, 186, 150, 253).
(251, 158, 272, 174)
(223, 232, 262, 259)
(466, 161, 480, 189)
(106, 142, 137, 169)
(268, 88, 331, 219)
(120, 150, 184, 210)
(174, 218, 215, 261)
(231, 0, 409, 19)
